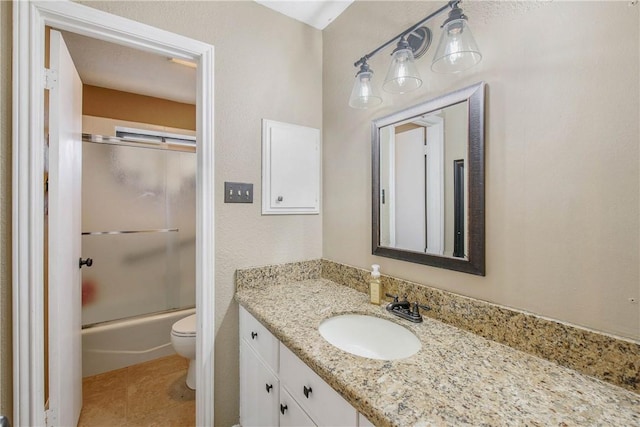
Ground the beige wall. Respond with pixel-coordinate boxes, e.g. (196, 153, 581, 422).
(83, 85, 196, 130)
(443, 102, 467, 257)
(323, 1, 639, 340)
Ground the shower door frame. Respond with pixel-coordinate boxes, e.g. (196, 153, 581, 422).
(12, 1, 215, 425)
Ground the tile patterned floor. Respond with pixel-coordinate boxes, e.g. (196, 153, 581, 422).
(78, 355, 195, 427)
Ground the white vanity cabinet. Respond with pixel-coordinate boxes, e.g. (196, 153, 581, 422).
(279, 387, 316, 427)
(240, 306, 373, 427)
(240, 307, 280, 427)
(280, 343, 357, 426)
(240, 305, 279, 368)
(240, 340, 280, 427)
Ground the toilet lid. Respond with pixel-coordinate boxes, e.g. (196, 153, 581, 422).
(172, 314, 196, 336)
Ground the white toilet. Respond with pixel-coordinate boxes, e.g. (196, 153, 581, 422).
(171, 314, 196, 389)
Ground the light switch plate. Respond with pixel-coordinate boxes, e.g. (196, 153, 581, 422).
(224, 182, 253, 203)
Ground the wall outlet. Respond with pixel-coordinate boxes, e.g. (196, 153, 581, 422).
(224, 182, 253, 203)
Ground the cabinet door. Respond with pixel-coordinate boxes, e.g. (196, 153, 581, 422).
(262, 119, 320, 215)
(280, 344, 357, 426)
(240, 306, 279, 372)
(280, 387, 316, 427)
(240, 339, 279, 427)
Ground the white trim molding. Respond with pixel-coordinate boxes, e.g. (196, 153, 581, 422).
(12, 1, 215, 425)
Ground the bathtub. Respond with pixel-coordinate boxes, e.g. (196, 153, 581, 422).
(82, 307, 196, 377)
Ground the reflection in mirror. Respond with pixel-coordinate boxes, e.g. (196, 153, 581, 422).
(372, 82, 485, 275)
(379, 101, 468, 258)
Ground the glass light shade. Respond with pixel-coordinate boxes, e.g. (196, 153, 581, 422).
(432, 18, 482, 73)
(349, 69, 383, 109)
(383, 47, 422, 94)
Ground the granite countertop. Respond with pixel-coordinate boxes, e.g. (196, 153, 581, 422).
(235, 278, 640, 427)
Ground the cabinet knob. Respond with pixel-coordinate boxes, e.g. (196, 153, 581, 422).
(280, 404, 288, 415)
(251, 331, 258, 339)
(303, 385, 312, 398)
(79, 257, 93, 268)
(276, 196, 283, 202)
(265, 383, 273, 393)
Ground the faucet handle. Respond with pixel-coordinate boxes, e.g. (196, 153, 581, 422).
(412, 302, 431, 315)
(385, 293, 399, 302)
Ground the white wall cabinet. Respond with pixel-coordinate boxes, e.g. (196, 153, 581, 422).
(239, 306, 374, 427)
(262, 119, 320, 215)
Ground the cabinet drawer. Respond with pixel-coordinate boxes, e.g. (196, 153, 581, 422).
(240, 340, 279, 427)
(240, 306, 279, 372)
(280, 343, 357, 427)
(280, 387, 316, 427)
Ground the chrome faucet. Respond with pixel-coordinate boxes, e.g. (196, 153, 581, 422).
(385, 293, 430, 323)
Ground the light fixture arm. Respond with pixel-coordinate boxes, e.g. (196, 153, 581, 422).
(353, 0, 461, 68)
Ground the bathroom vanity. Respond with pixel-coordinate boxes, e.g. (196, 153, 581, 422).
(236, 270, 640, 427)
(240, 306, 373, 426)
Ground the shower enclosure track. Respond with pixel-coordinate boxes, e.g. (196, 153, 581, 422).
(82, 133, 196, 152)
(81, 228, 179, 236)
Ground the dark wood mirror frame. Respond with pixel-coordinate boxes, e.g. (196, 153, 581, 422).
(371, 81, 486, 276)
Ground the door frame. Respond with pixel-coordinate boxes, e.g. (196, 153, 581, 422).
(12, 1, 215, 425)
(416, 116, 445, 255)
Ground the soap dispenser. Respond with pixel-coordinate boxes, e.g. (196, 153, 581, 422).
(370, 264, 382, 305)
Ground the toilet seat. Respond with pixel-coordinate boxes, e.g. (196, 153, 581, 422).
(171, 314, 196, 337)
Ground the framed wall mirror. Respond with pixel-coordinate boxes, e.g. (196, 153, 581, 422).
(372, 82, 485, 275)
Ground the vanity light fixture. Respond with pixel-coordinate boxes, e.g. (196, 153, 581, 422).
(431, 3, 482, 73)
(349, 60, 383, 109)
(382, 37, 422, 94)
(349, 0, 481, 108)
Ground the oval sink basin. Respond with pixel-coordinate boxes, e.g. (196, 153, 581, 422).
(318, 314, 421, 360)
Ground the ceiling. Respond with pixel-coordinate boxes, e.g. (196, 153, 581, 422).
(61, 30, 197, 105)
(255, 0, 353, 30)
(60, 1, 352, 105)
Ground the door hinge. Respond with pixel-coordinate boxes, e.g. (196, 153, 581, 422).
(44, 68, 58, 90)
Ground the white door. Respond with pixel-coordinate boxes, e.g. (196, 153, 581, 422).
(424, 119, 444, 256)
(394, 127, 426, 252)
(48, 29, 83, 426)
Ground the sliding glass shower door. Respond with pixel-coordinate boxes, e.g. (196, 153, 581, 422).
(80, 140, 196, 326)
